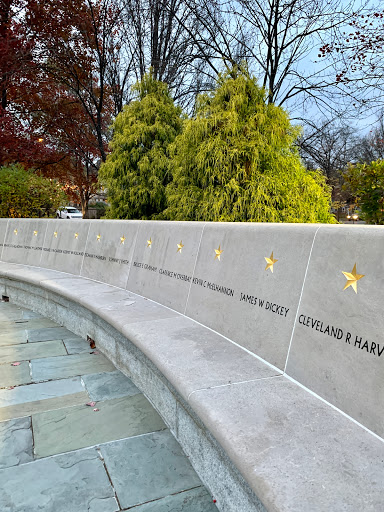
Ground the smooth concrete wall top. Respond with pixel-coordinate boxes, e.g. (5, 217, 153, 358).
(1, 219, 383, 438)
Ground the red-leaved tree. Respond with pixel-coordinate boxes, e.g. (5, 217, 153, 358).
(0, 0, 55, 166)
(1, 0, 119, 214)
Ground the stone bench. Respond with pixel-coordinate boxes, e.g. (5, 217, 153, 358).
(0, 218, 383, 512)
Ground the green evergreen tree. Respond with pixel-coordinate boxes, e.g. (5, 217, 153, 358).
(0, 165, 66, 218)
(98, 74, 183, 219)
(343, 160, 384, 224)
(165, 68, 335, 223)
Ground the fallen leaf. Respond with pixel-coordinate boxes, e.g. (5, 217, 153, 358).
(11, 362, 20, 366)
(86, 401, 96, 407)
(89, 339, 96, 349)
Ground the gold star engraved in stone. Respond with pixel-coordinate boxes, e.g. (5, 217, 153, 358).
(265, 252, 278, 273)
(177, 241, 184, 253)
(120, 236, 125, 245)
(74, 232, 79, 239)
(96, 234, 101, 242)
(147, 238, 152, 248)
(53, 231, 58, 238)
(13, 229, 18, 235)
(33, 230, 38, 236)
(214, 245, 223, 261)
(342, 263, 364, 294)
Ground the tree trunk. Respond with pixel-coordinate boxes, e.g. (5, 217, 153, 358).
(80, 190, 90, 218)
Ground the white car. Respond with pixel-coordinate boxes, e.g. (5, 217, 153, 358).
(56, 206, 83, 219)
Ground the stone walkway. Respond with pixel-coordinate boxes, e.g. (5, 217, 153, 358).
(0, 300, 218, 512)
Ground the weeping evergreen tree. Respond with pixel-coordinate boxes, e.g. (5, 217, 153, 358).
(99, 74, 183, 219)
(165, 68, 335, 223)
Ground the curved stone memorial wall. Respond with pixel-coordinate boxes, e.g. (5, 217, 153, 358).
(0, 218, 383, 512)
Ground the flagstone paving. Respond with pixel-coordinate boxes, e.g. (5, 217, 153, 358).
(0, 360, 31, 388)
(0, 377, 85, 407)
(100, 431, 203, 509)
(2, 317, 59, 332)
(0, 417, 33, 469)
(27, 326, 78, 342)
(0, 300, 217, 512)
(0, 309, 26, 322)
(33, 394, 166, 458)
(131, 487, 217, 512)
(31, 352, 116, 381)
(0, 330, 28, 346)
(63, 335, 93, 354)
(82, 370, 141, 401)
(0, 339, 66, 364)
(0, 392, 89, 422)
(0, 448, 118, 512)
(21, 309, 44, 319)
